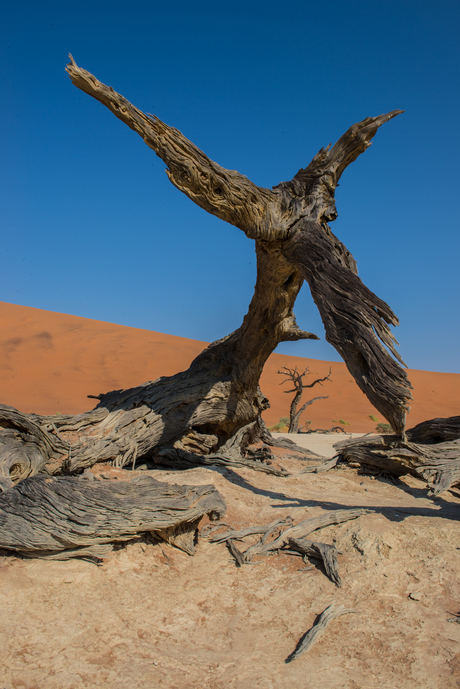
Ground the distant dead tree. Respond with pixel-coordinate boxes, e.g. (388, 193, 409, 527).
(278, 367, 332, 433)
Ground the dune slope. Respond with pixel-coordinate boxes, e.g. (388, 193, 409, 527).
(0, 301, 458, 432)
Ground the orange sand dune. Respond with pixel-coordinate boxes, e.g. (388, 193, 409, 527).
(1, 301, 458, 432)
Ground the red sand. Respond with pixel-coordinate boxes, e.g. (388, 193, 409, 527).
(1, 301, 458, 432)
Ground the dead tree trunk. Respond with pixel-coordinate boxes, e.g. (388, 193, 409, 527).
(0, 56, 413, 493)
(278, 367, 331, 433)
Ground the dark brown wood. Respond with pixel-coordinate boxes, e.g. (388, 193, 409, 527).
(335, 416, 460, 495)
(0, 473, 225, 559)
(278, 366, 331, 433)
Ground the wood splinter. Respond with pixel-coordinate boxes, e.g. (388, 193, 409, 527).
(285, 603, 356, 662)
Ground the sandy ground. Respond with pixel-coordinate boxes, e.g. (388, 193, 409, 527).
(1, 303, 459, 686)
(1, 435, 460, 689)
(1, 301, 459, 432)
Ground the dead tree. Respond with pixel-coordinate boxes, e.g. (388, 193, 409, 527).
(278, 367, 331, 432)
(0, 56, 414, 499)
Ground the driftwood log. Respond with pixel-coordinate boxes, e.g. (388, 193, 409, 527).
(0, 57, 413, 497)
(0, 474, 225, 559)
(335, 416, 460, 495)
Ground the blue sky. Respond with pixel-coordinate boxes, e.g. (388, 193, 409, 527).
(2, 1, 459, 373)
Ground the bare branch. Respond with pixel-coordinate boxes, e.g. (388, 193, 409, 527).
(277, 367, 333, 432)
(286, 603, 357, 662)
(66, 55, 280, 240)
(283, 221, 412, 436)
(297, 395, 329, 416)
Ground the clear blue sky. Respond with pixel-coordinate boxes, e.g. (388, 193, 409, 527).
(2, 1, 459, 373)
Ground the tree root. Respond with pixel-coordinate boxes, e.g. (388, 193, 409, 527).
(204, 509, 368, 585)
(335, 417, 460, 495)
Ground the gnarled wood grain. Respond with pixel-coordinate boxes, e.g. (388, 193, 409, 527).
(335, 416, 460, 495)
(0, 474, 225, 558)
(64, 57, 411, 437)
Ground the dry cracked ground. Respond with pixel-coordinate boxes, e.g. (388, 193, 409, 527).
(1, 434, 460, 689)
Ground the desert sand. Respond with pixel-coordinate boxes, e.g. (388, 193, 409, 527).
(0, 301, 459, 432)
(1, 302, 460, 688)
(1, 441, 460, 688)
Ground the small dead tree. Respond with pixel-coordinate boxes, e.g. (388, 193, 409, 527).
(278, 367, 332, 433)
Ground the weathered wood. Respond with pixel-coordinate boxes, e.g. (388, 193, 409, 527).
(282, 221, 411, 437)
(226, 539, 245, 567)
(243, 508, 369, 561)
(287, 537, 342, 587)
(0, 60, 412, 497)
(298, 455, 340, 474)
(204, 511, 366, 589)
(335, 417, 460, 495)
(64, 57, 410, 436)
(285, 603, 356, 662)
(153, 517, 202, 556)
(0, 474, 225, 558)
(210, 518, 292, 543)
(156, 446, 289, 476)
(255, 418, 323, 459)
(406, 416, 460, 444)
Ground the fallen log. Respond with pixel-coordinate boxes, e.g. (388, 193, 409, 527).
(0, 474, 226, 559)
(335, 416, 460, 495)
